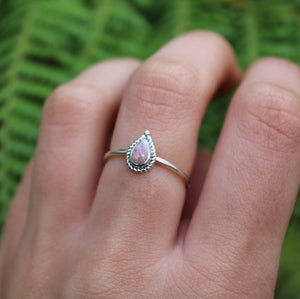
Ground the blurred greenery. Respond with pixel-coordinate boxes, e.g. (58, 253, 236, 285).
(0, 0, 299, 297)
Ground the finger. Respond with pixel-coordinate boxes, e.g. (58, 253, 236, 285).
(0, 160, 33, 271)
(26, 59, 140, 238)
(182, 151, 211, 219)
(185, 58, 300, 297)
(91, 31, 240, 256)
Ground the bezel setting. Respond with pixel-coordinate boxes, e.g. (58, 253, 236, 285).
(126, 130, 156, 172)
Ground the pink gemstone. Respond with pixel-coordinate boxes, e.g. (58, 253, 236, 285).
(130, 139, 150, 165)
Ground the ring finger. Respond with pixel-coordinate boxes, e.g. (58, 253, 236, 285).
(91, 31, 240, 256)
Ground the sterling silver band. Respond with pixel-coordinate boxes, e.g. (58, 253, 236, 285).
(104, 131, 190, 187)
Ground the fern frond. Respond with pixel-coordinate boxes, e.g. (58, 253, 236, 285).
(0, 0, 150, 224)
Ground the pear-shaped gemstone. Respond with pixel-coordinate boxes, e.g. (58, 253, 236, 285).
(130, 139, 150, 165)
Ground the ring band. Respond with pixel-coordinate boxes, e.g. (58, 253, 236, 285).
(104, 130, 190, 187)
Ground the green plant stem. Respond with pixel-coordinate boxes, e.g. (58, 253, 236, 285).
(173, 0, 190, 36)
(78, 0, 112, 65)
(245, 2, 258, 62)
(0, 4, 35, 204)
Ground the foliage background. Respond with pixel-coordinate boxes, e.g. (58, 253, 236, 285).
(0, 0, 299, 297)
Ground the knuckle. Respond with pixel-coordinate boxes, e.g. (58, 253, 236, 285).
(42, 81, 104, 129)
(188, 30, 232, 49)
(126, 57, 200, 119)
(236, 82, 300, 152)
(250, 57, 300, 76)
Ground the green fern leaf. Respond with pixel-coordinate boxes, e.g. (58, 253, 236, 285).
(0, 0, 150, 225)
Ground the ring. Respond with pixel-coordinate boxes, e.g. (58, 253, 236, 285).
(104, 130, 190, 187)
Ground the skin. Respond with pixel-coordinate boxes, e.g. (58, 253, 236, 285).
(0, 31, 300, 298)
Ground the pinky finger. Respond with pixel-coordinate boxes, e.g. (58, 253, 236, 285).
(0, 159, 33, 262)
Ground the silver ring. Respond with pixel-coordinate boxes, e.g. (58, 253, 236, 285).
(104, 130, 190, 188)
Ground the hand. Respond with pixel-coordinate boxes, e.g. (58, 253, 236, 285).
(1, 31, 300, 298)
